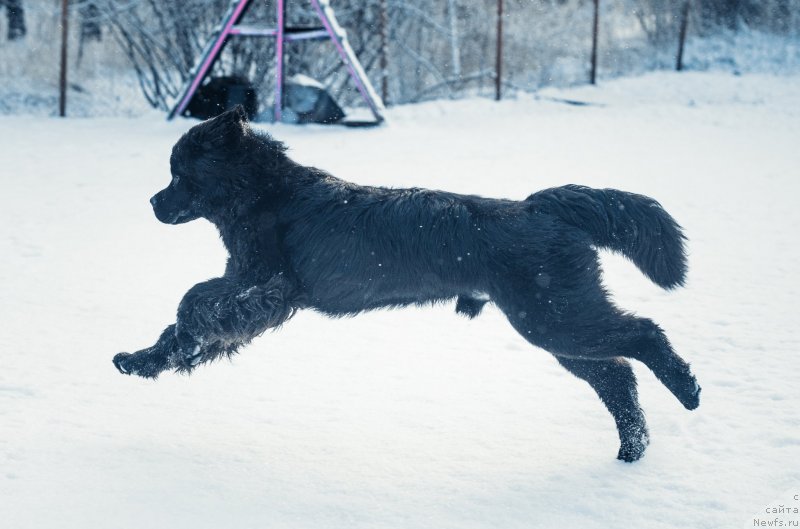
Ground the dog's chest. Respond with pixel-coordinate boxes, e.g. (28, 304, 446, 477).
(221, 215, 288, 276)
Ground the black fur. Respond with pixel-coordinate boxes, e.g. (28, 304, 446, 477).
(113, 106, 700, 462)
(455, 296, 488, 319)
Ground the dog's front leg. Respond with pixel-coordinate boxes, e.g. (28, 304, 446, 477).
(169, 274, 300, 373)
(113, 324, 179, 378)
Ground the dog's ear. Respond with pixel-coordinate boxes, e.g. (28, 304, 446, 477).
(216, 105, 249, 126)
(230, 104, 249, 123)
(197, 106, 249, 150)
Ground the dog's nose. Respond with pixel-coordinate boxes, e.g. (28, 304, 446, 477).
(150, 195, 158, 206)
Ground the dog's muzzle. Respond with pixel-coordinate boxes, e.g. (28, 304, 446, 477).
(150, 190, 196, 224)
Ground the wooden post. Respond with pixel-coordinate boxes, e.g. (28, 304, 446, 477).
(447, 0, 461, 78)
(59, 0, 69, 117)
(380, 0, 389, 105)
(590, 0, 599, 85)
(274, 0, 285, 122)
(495, 0, 503, 101)
(676, 1, 690, 71)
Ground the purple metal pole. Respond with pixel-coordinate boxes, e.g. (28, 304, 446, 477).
(309, 0, 384, 121)
(170, 0, 250, 119)
(274, 0, 285, 122)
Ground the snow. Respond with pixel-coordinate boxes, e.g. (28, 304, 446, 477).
(1, 71, 799, 529)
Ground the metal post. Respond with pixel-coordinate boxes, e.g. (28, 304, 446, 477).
(59, 0, 69, 117)
(274, 0, 285, 122)
(494, 0, 503, 101)
(590, 0, 599, 85)
(380, 0, 389, 105)
(676, 1, 690, 71)
(447, 0, 461, 78)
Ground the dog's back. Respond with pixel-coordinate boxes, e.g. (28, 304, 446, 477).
(279, 174, 550, 314)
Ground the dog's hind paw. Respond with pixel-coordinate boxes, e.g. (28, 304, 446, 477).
(617, 443, 646, 463)
(682, 381, 701, 411)
(669, 369, 701, 411)
(617, 430, 650, 463)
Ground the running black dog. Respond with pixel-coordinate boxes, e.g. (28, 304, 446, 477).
(113, 106, 700, 462)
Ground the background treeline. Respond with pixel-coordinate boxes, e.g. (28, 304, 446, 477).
(1, 0, 799, 114)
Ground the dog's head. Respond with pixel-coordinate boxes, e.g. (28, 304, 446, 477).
(151, 105, 287, 224)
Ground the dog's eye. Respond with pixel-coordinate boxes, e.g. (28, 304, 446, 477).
(171, 174, 181, 186)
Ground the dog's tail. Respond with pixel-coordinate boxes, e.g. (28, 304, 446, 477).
(528, 185, 687, 289)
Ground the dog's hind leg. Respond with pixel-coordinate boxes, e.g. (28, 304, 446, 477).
(555, 356, 649, 462)
(612, 316, 701, 411)
(549, 311, 701, 412)
(499, 285, 700, 411)
(169, 274, 300, 373)
(495, 273, 698, 459)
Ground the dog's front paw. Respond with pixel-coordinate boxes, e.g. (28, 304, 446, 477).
(113, 352, 133, 375)
(171, 343, 205, 373)
(112, 350, 169, 379)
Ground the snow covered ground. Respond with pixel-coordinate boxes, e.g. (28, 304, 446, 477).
(1, 71, 799, 529)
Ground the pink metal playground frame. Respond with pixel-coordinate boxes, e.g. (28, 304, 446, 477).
(167, 0, 385, 123)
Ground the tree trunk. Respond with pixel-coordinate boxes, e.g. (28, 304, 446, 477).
(6, 0, 26, 40)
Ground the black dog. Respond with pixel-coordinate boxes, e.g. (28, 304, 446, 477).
(113, 106, 700, 462)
